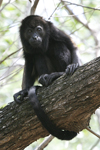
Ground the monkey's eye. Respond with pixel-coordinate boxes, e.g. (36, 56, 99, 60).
(28, 29, 32, 33)
(37, 26, 42, 32)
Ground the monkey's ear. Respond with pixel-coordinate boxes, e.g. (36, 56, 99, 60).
(47, 21, 66, 42)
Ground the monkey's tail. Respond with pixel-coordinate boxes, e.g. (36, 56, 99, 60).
(28, 87, 77, 140)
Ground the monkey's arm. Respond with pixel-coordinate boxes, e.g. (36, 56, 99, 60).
(38, 63, 78, 87)
(39, 49, 79, 87)
(13, 60, 35, 103)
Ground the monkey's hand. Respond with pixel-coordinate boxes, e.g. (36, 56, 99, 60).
(65, 63, 79, 75)
(13, 88, 28, 104)
(38, 72, 64, 86)
(38, 74, 51, 86)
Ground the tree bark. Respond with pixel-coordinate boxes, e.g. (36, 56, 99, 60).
(0, 56, 100, 150)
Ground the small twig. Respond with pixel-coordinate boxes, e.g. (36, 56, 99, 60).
(48, 2, 61, 20)
(30, 0, 39, 15)
(61, 0, 100, 11)
(0, 48, 22, 65)
(48, 0, 100, 20)
(0, 0, 11, 12)
(61, 0, 99, 46)
(35, 135, 54, 150)
(90, 139, 100, 150)
(86, 127, 100, 139)
(0, 66, 23, 87)
(61, 1, 91, 30)
(0, 63, 23, 82)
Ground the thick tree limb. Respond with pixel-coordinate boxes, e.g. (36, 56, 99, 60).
(1, 57, 100, 149)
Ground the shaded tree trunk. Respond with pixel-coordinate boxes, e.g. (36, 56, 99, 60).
(0, 57, 100, 150)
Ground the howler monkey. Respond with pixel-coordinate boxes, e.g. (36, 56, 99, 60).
(13, 15, 79, 140)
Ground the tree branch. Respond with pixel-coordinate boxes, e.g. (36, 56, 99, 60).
(1, 56, 100, 149)
(35, 135, 54, 150)
(31, 0, 39, 15)
(61, 1, 100, 11)
(0, 0, 3, 6)
(61, 0, 99, 46)
(0, 48, 21, 65)
(0, 0, 11, 12)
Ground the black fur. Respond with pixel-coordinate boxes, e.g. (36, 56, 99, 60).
(13, 15, 79, 140)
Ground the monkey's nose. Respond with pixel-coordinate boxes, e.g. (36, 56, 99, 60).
(33, 35, 38, 41)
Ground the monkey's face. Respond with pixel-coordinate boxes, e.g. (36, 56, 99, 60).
(20, 16, 50, 54)
(25, 25, 45, 48)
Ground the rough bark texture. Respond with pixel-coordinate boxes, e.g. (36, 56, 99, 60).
(0, 57, 100, 150)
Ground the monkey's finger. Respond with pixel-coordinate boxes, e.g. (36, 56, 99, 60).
(66, 63, 79, 75)
(13, 94, 23, 104)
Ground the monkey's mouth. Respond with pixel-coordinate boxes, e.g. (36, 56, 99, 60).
(30, 42, 42, 48)
(29, 39, 42, 48)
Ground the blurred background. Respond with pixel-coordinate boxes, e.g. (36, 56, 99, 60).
(0, 0, 100, 149)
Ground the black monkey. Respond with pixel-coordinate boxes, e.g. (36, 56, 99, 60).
(13, 15, 79, 140)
